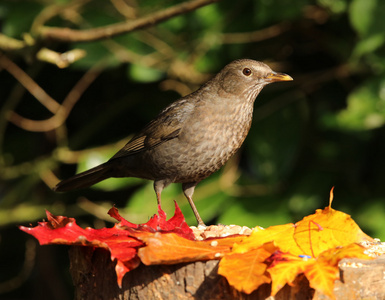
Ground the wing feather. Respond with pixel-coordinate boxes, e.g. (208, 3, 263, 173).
(110, 98, 194, 160)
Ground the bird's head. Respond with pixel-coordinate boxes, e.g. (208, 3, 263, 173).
(217, 59, 293, 99)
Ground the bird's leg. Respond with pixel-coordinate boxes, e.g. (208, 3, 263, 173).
(154, 180, 165, 207)
(154, 179, 172, 207)
(182, 182, 205, 227)
(156, 191, 162, 206)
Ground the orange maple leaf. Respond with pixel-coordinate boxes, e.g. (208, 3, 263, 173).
(218, 242, 277, 294)
(305, 259, 339, 298)
(268, 244, 373, 299)
(137, 233, 245, 265)
(317, 243, 372, 267)
(268, 252, 312, 295)
(267, 251, 340, 299)
(305, 243, 373, 298)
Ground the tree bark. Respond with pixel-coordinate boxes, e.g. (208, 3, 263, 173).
(69, 246, 385, 300)
(69, 246, 313, 299)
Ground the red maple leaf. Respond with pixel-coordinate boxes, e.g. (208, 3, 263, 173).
(20, 201, 194, 286)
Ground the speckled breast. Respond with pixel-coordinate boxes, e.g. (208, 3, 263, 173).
(144, 103, 254, 183)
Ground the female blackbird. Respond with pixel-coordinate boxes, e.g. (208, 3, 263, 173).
(54, 59, 293, 226)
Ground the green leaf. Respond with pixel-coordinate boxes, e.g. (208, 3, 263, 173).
(318, 0, 347, 14)
(71, 42, 120, 69)
(349, 0, 385, 59)
(253, 0, 308, 26)
(128, 64, 164, 83)
(349, 0, 376, 35)
(1, 2, 43, 38)
(195, 4, 222, 29)
(323, 76, 385, 130)
(349, 0, 385, 36)
(352, 34, 385, 58)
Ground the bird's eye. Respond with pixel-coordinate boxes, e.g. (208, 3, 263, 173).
(242, 68, 252, 76)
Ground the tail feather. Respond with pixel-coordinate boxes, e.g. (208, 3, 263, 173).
(53, 163, 111, 192)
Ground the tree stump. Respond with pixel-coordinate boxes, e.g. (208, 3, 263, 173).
(67, 246, 305, 299)
(69, 246, 385, 299)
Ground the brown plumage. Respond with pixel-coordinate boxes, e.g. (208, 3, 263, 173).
(53, 59, 293, 226)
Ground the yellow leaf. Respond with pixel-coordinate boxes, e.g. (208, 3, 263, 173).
(293, 205, 373, 257)
(234, 223, 299, 254)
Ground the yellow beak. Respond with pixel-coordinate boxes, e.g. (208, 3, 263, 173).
(265, 72, 293, 82)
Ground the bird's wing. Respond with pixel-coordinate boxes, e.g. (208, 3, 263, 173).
(110, 98, 194, 160)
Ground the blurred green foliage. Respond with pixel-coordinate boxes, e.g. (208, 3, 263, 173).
(1, 0, 385, 299)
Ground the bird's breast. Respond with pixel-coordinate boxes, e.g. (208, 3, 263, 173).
(148, 101, 254, 183)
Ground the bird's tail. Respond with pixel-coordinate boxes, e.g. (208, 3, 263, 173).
(53, 163, 111, 192)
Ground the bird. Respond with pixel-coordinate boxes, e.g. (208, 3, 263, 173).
(53, 59, 293, 226)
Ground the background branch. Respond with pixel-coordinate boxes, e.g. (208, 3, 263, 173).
(0, 53, 60, 113)
(0, 34, 27, 51)
(6, 62, 104, 132)
(38, 0, 220, 43)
